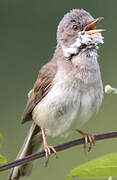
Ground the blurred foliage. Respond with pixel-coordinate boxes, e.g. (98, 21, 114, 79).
(0, 155, 7, 164)
(0, 133, 7, 164)
(105, 85, 117, 94)
(65, 175, 72, 180)
(69, 153, 117, 178)
(0, 134, 3, 140)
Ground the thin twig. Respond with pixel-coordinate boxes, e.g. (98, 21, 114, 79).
(0, 131, 117, 172)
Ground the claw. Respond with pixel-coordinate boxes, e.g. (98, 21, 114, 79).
(44, 145, 57, 166)
(77, 130, 95, 153)
(87, 134, 95, 152)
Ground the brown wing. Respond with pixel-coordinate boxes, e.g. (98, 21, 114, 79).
(21, 60, 57, 124)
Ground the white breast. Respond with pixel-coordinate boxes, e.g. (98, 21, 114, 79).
(32, 57, 103, 137)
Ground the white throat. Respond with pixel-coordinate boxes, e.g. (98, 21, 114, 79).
(62, 32, 104, 58)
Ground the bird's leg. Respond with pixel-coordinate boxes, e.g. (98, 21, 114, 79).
(77, 130, 95, 153)
(41, 128, 57, 166)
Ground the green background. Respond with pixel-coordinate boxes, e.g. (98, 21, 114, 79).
(0, 0, 117, 179)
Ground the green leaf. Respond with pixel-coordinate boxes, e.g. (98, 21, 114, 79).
(70, 153, 117, 178)
(0, 154, 7, 164)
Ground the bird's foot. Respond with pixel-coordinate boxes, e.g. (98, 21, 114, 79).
(77, 130, 95, 153)
(41, 128, 57, 166)
(44, 144, 57, 166)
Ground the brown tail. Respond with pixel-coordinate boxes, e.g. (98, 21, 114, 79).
(8, 122, 43, 180)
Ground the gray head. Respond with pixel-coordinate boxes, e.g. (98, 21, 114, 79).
(57, 9, 104, 57)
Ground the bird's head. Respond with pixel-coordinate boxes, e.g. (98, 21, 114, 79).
(57, 9, 104, 58)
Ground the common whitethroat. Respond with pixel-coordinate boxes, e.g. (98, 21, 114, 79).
(9, 9, 104, 180)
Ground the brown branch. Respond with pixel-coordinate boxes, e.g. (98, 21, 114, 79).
(0, 131, 117, 172)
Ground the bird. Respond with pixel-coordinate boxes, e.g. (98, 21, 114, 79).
(9, 9, 104, 180)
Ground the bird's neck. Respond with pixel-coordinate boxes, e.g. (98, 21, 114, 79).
(53, 43, 98, 65)
(71, 48, 98, 67)
(53, 32, 103, 62)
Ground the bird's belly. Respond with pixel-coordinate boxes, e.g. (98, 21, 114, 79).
(32, 79, 102, 137)
(32, 80, 80, 137)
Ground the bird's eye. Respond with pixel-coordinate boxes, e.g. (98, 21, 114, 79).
(72, 25, 78, 30)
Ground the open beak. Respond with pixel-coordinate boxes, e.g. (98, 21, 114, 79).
(83, 17, 105, 35)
